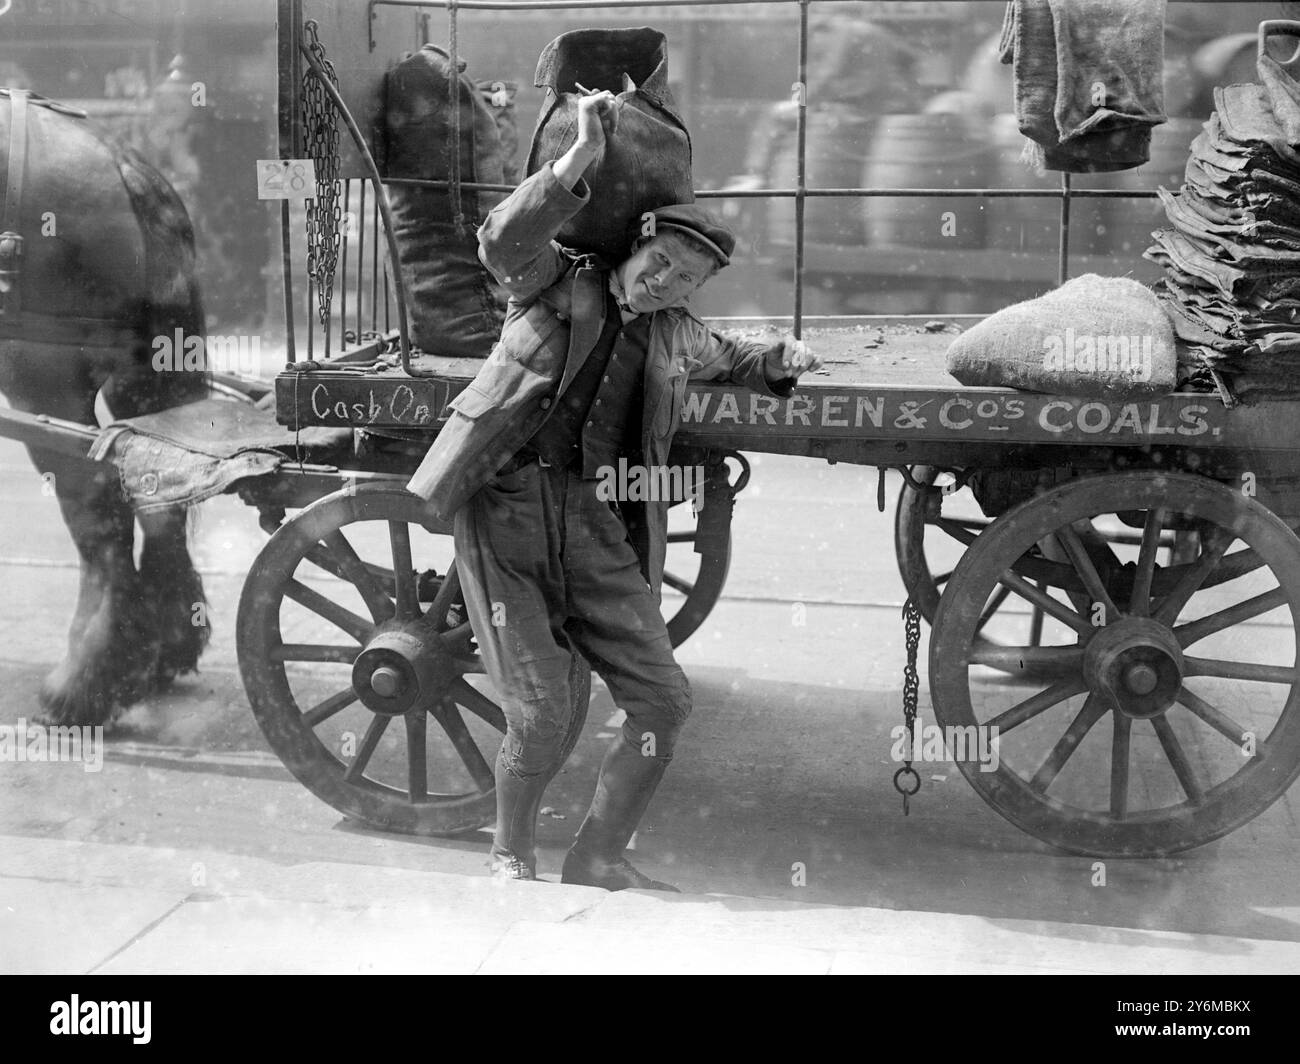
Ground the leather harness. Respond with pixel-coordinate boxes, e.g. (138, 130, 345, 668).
(0, 88, 29, 323)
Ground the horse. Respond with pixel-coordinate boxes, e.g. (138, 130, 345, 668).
(0, 88, 210, 725)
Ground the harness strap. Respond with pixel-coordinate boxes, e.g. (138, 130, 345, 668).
(1, 89, 29, 321)
(0, 313, 141, 349)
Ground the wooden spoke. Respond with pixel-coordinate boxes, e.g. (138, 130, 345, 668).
(1176, 685, 1259, 752)
(283, 579, 372, 642)
(936, 518, 980, 547)
(1183, 657, 1297, 685)
(406, 712, 428, 803)
(304, 542, 357, 587)
(1153, 528, 1234, 625)
(440, 623, 476, 655)
(1028, 604, 1044, 647)
(271, 643, 359, 664)
(1029, 693, 1109, 792)
(1152, 714, 1204, 805)
(1202, 546, 1265, 585)
(360, 560, 397, 590)
(665, 531, 696, 544)
(435, 703, 495, 791)
(312, 531, 394, 621)
(426, 561, 461, 627)
(448, 678, 507, 730)
(973, 584, 1013, 636)
(1054, 525, 1119, 621)
(1173, 587, 1289, 649)
(933, 569, 954, 587)
(302, 687, 359, 728)
(344, 714, 391, 783)
(1128, 508, 1165, 617)
(998, 569, 1092, 635)
(967, 644, 1084, 674)
(662, 571, 693, 595)
(988, 676, 1090, 734)
(388, 522, 418, 619)
(1110, 712, 1131, 818)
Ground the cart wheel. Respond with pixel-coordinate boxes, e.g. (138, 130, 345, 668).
(896, 465, 991, 623)
(895, 466, 1051, 674)
(662, 455, 740, 647)
(663, 510, 731, 647)
(930, 471, 1300, 857)
(237, 483, 590, 837)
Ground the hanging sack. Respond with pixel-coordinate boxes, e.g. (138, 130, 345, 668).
(383, 45, 509, 357)
(526, 27, 693, 260)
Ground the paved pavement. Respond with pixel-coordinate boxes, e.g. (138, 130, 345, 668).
(6, 835, 1300, 974)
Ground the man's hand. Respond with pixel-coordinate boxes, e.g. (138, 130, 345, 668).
(764, 336, 821, 383)
(553, 88, 620, 190)
(574, 86, 620, 152)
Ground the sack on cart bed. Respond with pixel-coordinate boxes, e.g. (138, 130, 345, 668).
(945, 273, 1177, 399)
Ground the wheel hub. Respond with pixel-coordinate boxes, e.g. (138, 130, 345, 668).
(1083, 617, 1184, 719)
(352, 622, 458, 715)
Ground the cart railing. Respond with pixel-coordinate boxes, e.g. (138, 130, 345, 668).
(280, 0, 1276, 372)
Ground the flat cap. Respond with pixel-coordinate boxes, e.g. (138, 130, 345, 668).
(645, 203, 735, 267)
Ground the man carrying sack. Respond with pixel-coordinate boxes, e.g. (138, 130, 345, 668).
(407, 88, 820, 891)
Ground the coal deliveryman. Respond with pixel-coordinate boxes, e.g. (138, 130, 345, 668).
(407, 87, 821, 890)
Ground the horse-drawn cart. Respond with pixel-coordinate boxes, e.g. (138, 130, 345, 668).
(5, 0, 1300, 861)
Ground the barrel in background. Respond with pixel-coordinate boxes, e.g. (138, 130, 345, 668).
(767, 104, 876, 246)
(862, 113, 992, 249)
(984, 113, 1061, 253)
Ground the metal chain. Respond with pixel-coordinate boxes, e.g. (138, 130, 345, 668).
(893, 596, 923, 815)
(447, 1, 464, 225)
(301, 19, 342, 332)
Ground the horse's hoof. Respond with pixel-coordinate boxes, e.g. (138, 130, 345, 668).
(36, 676, 119, 727)
(155, 621, 208, 682)
(38, 615, 160, 726)
(148, 575, 209, 683)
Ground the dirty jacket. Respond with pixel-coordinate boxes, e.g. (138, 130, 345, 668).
(406, 162, 793, 597)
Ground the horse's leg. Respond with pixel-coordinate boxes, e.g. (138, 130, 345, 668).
(33, 445, 161, 724)
(137, 506, 209, 685)
(0, 353, 158, 724)
(100, 359, 210, 689)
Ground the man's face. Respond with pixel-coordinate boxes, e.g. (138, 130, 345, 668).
(617, 233, 718, 314)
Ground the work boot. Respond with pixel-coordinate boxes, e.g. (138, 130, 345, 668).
(561, 738, 680, 892)
(489, 747, 550, 882)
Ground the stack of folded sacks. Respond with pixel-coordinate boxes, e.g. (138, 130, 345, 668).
(1146, 50, 1300, 402)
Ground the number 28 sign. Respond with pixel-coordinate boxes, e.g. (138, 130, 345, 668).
(257, 159, 317, 200)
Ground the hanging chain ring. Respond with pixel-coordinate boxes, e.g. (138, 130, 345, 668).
(894, 596, 923, 815)
(893, 765, 922, 796)
(301, 19, 343, 331)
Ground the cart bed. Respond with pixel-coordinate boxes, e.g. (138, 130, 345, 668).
(277, 321, 1294, 475)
